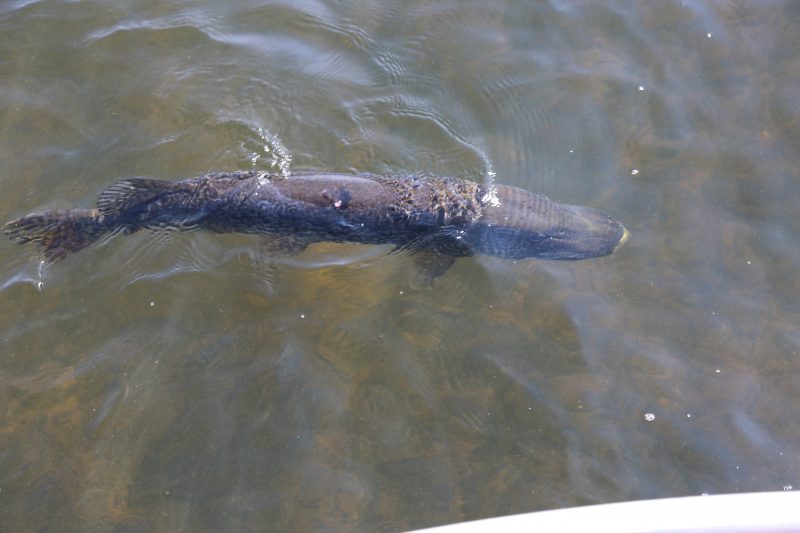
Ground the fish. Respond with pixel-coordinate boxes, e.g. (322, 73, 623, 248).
(3, 171, 629, 277)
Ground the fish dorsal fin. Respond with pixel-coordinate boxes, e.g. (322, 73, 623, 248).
(96, 178, 172, 217)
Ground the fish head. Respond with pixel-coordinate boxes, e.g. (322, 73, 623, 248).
(528, 203, 629, 260)
(472, 185, 629, 260)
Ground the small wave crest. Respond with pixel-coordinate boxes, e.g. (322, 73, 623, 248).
(244, 127, 293, 179)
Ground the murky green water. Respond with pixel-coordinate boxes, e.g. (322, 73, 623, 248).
(2, 1, 800, 531)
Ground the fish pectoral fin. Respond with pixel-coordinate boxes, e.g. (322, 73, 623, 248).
(431, 235, 474, 257)
(391, 227, 473, 256)
(390, 234, 436, 255)
(409, 248, 456, 288)
(259, 234, 311, 256)
(392, 229, 473, 286)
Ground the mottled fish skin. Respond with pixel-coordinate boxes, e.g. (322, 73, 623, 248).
(4, 171, 628, 267)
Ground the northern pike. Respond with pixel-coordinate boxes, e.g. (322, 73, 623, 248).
(3, 171, 629, 276)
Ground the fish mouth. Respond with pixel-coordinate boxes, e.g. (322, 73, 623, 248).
(614, 226, 631, 252)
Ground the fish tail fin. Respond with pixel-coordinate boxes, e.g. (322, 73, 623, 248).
(4, 209, 111, 262)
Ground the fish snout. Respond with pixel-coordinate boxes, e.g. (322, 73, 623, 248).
(616, 226, 631, 251)
(545, 204, 628, 260)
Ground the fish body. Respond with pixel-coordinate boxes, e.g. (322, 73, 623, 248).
(4, 171, 628, 269)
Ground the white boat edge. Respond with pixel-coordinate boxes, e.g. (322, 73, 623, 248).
(408, 491, 800, 533)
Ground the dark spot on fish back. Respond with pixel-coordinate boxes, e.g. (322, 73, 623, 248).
(334, 189, 351, 209)
(321, 188, 352, 209)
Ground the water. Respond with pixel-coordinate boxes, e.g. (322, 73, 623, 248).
(1, 1, 799, 530)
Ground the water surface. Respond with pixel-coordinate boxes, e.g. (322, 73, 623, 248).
(1, 1, 800, 531)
